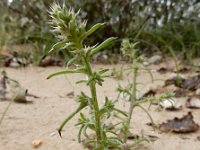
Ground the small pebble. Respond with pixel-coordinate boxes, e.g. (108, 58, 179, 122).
(32, 140, 42, 148)
(148, 55, 162, 64)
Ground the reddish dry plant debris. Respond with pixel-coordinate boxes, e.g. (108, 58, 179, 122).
(159, 112, 199, 133)
(39, 56, 63, 67)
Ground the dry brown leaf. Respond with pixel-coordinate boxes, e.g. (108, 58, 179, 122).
(141, 89, 156, 98)
(159, 112, 199, 133)
(39, 56, 53, 67)
(3, 52, 22, 68)
(39, 56, 63, 67)
(165, 74, 200, 92)
(157, 67, 172, 74)
(181, 74, 200, 90)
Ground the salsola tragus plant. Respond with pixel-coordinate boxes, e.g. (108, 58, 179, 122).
(116, 39, 150, 145)
(47, 3, 127, 149)
(117, 39, 173, 146)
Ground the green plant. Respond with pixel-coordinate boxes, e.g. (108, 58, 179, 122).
(47, 3, 126, 149)
(118, 39, 145, 143)
(116, 39, 174, 148)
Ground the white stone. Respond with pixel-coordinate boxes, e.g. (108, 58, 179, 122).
(148, 55, 162, 64)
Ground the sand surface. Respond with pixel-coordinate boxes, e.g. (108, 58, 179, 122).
(0, 64, 200, 150)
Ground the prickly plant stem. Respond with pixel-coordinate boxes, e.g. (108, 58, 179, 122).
(125, 65, 138, 142)
(82, 54, 103, 149)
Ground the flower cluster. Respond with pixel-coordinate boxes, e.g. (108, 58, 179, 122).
(50, 4, 86, 43)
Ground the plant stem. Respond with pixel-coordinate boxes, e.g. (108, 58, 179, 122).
(0, 95, 16, 126)
(125, 66, 138, 142)
(82, 56, 103, 148)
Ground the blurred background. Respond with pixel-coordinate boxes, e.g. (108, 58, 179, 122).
(1, 0, 200, 65)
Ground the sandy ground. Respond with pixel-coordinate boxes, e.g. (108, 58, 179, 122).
(0, 64, 200, 150)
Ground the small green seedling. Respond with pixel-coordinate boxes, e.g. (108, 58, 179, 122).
(48, 3, 126, 149)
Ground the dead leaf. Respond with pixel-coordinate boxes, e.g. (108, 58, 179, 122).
(32, 140, 42, 148)
(157, 67, 172, 74)
(4, 55, 13, 67)
(180, 74, 200, 91)
(142, 89, 156, 98)
(39, 56, 63, 67)
(159, 112, 199, 133)
(39, 56, 53, 67)
(3, 52, 22, 68)
(176, 66, 192, 74)
(186, 96, 200, 109)
(165, 74, 200, 91)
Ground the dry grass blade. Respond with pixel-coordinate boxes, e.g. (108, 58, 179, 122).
(0, 71, 7, 101)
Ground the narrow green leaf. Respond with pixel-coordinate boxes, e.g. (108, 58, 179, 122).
(60, 43, 74, 50)
(66, 54, 79, 67)
(78, 125, 84, 143)
(76, 79, 87, 84)
(69, 19, 75, 33)
(113, 108, 128, 117)
(89, 37, 117, 57)
(99, 69, 109, 74)
(81, 23, 105, 40)
(49, 41, 66, 53)
(85, 44, 98, 58)
(47, 67, 86, 79)
(58, 105, 85, 137)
